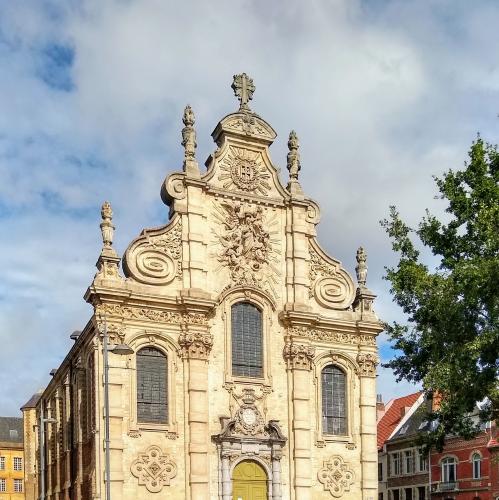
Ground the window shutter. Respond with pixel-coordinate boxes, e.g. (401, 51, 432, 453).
(136, 347, 168, 424)
(231, 302, 263, 378)
(321, 365, 347, 435)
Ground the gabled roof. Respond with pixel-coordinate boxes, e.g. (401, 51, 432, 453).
(377, 391, 421, 449)
(390, 398, 432, 442)
(21, 392, 42, 410)
(0, 416, 23, 443)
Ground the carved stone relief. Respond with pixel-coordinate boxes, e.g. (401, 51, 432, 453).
(213, 201, 280, 297)
(218, 146, 271, 195)
(356, 352, 379, 377)
(318, 455, 355, 498)
(130, 445, 177, 493)
(309, 244, 355, 310)
(95, 303, 208, 325)
(124, 219, 182, 286)
(283, 341, 315, 370)
(178, 332, 214, 360)
(288, 326, 376, 346)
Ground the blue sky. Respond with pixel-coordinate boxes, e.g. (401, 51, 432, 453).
(1, 0, 499, 416)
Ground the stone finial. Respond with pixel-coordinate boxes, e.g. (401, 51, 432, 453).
(232, 73, 255, 112)
(181, 105, 200, 178)
(355, 246, 368, 287)
(95, 201, 121, 280)
(287, 130, 301, 181)
(100, 201, 114, 248)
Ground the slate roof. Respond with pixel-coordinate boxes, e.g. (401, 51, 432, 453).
(21, 392, 42, 410)
(0, 416, 23, 443)
(377, 391, 421, 449)
(389, 397, 432, 442)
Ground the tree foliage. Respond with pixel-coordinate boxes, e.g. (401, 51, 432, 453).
(381, 136, 499, 450)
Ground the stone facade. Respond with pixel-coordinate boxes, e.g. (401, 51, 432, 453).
(26, 74, 382, 499)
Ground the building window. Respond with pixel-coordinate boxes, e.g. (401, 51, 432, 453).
(417, 486, 426, 500)
(472, 453, 481, 479)
(404, 450, 414, 474)
(136, 347, 168, 424)
(14, 479, 23, 492)
(392, 489, 400, 500)
(231, 302, 263, 378)
(0, 478, 5, 492)
(441, 457, 457, 483)
(405, 488, 413, 500)
(378, 462, 383, 481)
(0, 456, 4, 470)
(391, 452, 402, 476)
(379, 493, 384, 500)
(418, 448, 428, 472)
(321, 365, 347, 435)
(13, 457, 22, 471)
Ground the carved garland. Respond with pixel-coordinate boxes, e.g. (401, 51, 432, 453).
(288, 326, 376, 346)
(95, 303, 208, 325)
(130, 446, 177, 493)
(318, 455, 355, 498)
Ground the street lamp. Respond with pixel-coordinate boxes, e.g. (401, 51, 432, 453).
(102, 317, 133, 500)
(38, 405, 57, 500)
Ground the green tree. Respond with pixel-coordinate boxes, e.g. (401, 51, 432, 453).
(381, 136, 499, 450)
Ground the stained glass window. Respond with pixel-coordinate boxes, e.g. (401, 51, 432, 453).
(322, 365, 347, 435)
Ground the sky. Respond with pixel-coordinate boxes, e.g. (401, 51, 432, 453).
(1, 0, 498, 416)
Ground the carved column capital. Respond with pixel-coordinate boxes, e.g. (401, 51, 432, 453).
(356, 352, 379, 377)
(178, 331, 213, 360)
(283, 342, 315, 371)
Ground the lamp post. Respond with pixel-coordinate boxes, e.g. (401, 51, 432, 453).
(38, 402, 57, 500)
(102, 317, 133, 500)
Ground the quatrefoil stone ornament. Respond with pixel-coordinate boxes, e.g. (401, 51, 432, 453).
(318, 455, 355, 497)
(130, 445, 177, 492)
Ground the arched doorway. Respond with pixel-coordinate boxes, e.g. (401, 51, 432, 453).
(232, 460, 268, 500)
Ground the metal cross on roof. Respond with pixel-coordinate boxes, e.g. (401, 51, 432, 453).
(232, 73, 255, 111)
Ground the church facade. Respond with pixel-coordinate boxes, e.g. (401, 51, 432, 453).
(24, 74, 382, 500)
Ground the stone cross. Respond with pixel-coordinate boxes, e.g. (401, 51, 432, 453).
(232, 73, 255, 111)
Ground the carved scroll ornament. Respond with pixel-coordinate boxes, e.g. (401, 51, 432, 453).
(178, 331, 214, 360)
(123, 218, 182, 286)
(318, 455, 355, 498)
(130, 445, 177, 492)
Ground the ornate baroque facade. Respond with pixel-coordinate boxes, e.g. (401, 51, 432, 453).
(24, 74, 382, 500)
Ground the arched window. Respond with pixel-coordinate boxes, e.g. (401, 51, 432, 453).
(321, 364, 347, 435)
(231, 302, 263, 378)
(472, 453, 481, 479)
(441, 457, 457, 483)
(136, 347, 168, 424)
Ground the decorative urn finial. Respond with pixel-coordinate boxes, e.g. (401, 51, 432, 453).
(287, 130, 301, 181)
(232, 73, 255, 112)
(100, 201, 114, 248)
(181, 105, 200, 178)
(355, 246, 368, 287)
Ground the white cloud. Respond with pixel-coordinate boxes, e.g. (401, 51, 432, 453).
(1, 0, 498, 414)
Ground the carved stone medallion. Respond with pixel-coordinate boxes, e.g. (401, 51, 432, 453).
(130, 445, 177, 492)
(318, 455, 355, 497)
(234, 404, 265, 436)
(218, 146, 271, 195)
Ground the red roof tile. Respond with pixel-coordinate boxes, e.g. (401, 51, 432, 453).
(377, 391, 422, 449)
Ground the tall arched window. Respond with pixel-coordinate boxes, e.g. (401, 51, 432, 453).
(231, 302, 263, 378)
(136, 347, 168, 424)
(472, 453, 481, 479)
(441, 457, 457, 483)
(321, 364, 347, 435)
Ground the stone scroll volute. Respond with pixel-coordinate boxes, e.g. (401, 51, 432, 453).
(123, 216, 182, 286)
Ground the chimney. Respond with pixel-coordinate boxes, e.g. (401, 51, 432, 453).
(376, 394, 385, 418)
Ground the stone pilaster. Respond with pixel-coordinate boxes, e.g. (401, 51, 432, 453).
(284, 341, 315, 500)
(179, 330, 214, 500)
(357, 352, 379, 500)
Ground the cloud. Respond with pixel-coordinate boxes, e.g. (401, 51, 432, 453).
(1, 0, 499, 414)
